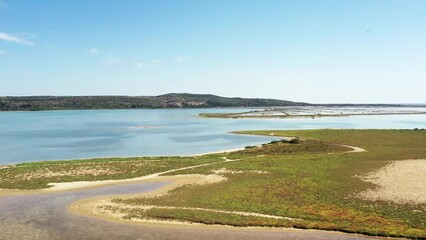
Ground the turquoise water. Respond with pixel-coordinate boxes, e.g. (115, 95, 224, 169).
(0, 108, 425, 164)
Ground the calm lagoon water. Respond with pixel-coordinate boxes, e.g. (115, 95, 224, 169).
(0, 108, 425, 164)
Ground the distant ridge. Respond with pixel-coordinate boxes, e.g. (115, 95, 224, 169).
(0, 93, 308, 111)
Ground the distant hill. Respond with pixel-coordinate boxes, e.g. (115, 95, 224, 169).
(0, 93, 308, 111)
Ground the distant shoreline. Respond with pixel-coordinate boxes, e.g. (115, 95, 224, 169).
(200, 111, 426, 119)
(1, 104, 425, 113)
(1, 93, 424, 112)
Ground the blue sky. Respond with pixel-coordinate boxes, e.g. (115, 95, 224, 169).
(0, 0, 425, 103)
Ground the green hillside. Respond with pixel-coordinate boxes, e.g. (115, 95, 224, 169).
(0, 93, 307, 111)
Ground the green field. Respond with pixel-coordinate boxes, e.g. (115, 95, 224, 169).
(1, 129, 425, 238)
(112, 130, 426, 238)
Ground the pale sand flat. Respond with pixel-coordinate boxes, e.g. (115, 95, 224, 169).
(357, 159, 426, 205)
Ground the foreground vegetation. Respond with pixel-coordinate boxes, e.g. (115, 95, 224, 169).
(1, 129, 425, 238)
(110, 130, 426, 238)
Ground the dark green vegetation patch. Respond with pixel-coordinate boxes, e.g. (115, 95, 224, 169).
(0, 93, 305, 111)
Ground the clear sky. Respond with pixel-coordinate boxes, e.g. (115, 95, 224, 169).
(0, 0, 425, 103)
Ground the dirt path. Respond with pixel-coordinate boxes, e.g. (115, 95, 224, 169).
(135, 205, 299, 220)
(339, 144, 366, 153)
(45, 157, 237, 192)
(76, 198, 301, 225)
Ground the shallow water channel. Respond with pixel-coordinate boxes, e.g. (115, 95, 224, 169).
(0, 181, 383, 240)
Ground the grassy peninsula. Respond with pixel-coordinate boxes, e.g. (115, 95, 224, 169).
(2, 129, 425, 238)
(103, 129, 425, 238)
